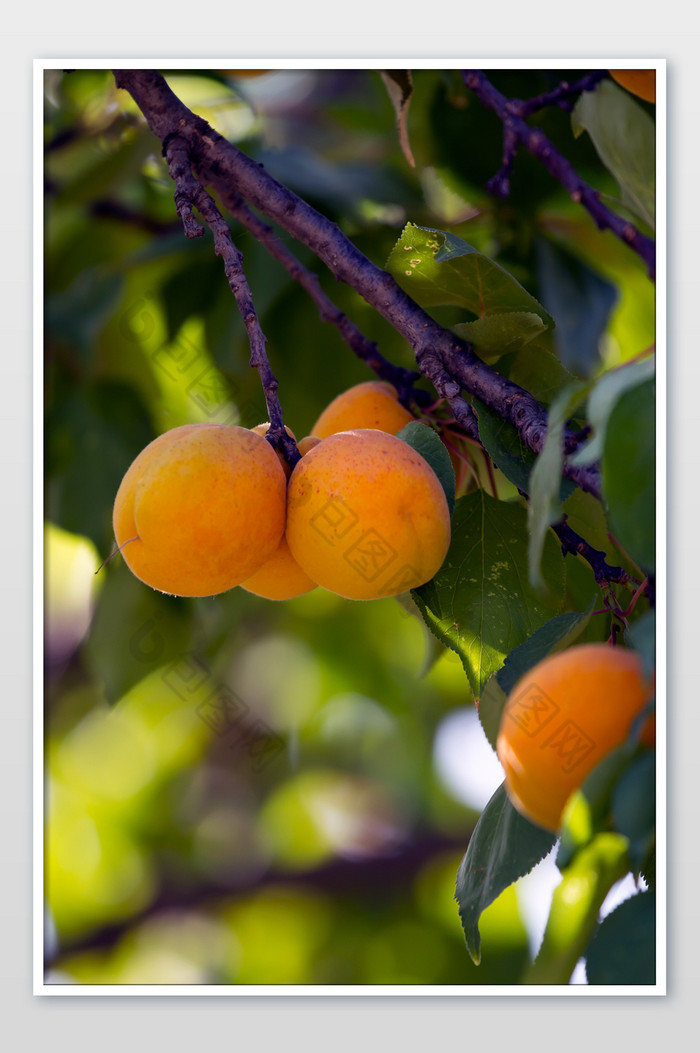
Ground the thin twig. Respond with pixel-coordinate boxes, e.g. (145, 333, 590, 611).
(164, 136, 299, 468)
(209, 180, 429, 408)
(461, 70, 655, 280)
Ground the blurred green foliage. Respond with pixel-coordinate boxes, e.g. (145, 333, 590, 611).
(44, 67, 654, 986)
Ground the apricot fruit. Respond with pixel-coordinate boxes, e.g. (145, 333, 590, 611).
(241, 432, 321, 601)
(113, 423, 286, 597)
(311, 381, 414, 439)
(285, 429, 451, 600)
(240, 535, 317, 600)
(609, 69, 655, 103)
(496, 643, 655, 831)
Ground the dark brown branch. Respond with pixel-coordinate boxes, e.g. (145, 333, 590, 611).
(208, 180, 429, 409)
(111, 69, 602, 501)
(461, 70, 655, 280)
(551, 515, 630, 586)
(164, 135, 299, 468)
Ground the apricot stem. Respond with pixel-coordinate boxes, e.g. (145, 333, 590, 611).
(95, 535, 139, 574)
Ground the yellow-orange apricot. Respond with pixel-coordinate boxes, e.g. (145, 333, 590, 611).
(297, 435, 322, 456)
(113, 423, 286, 597)
(609, 69, 655, 103)
(311, 381, 414, 438)
(496, 643, 655, 831)
(285, 429, 451, 600)
(241, 433, 320, 601)
(240, 535, 317, 600)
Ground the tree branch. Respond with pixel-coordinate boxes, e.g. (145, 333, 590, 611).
(461, 70, 655, 280)
(112, 69, 602, 500)
(164, 134, 299, 468)
(209, 180, 429, 409)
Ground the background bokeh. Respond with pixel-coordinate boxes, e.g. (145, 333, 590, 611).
(44, 68, 654, 985)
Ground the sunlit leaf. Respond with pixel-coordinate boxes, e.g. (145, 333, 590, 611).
(386, 224, 553, 323)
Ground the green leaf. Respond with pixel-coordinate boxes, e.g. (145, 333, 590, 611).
(452, 311, 547, 364)
(528, 382, 589, 590)
(626, 609, 655, 680)
(455, 783, 556, 965)
(474, 398, 578, 501)
(412, 492, 565, 699)
(396, 420, 456, 515)
(572, 79, 655, 231)
(523, 832, 629, 984)
(386, 224, 553, 323)
(612, 751, 655, 868)
(479, 606, 595, 752)
(536, 237, 617, 378)
(585, 891, 656, 985)
(601, 378, 655, 572)
(379, 70, 415, 167)
(571, 356, 655, 466)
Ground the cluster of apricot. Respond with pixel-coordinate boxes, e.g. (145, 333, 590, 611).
(112, 381, 451, 602)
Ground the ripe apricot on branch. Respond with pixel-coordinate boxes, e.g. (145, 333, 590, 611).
(241, 432, 320, 601)
(609, 69, 655, 103)
(113, 423, 286, 597)
(311, 380, 414, 438)
(285, 429, 451, 600)
(240, 535, 317, 600)
(496, 643, 655, 832)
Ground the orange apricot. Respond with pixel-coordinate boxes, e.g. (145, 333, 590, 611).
(240, 433, 321, 601)
(311, 381, 414, 438)
(285, 429, 451, 600)
(496, 643, 655, 831)
(609, 69, 655, 103)
(113, 423, 286, 597)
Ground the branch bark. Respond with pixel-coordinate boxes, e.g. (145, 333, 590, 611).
(112, 69, 602, 500)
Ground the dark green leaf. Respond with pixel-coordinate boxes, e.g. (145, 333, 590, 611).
(386, 224, 553, 323)
(612, 751, 655, 867)
(396, 420, 455, 515)
(601, 378, 655, 572)
(474, 398, 577, 500)
(572, 79, 655, 231)
(455, 783, 556, 964)
(585, 891, 656, 985)
(626, 609, 655, 680)
(412, 493, 565, 699)
(536, 237, 617, 378)
(452, 311, 547, 364)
